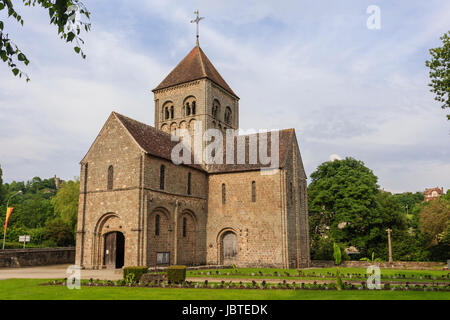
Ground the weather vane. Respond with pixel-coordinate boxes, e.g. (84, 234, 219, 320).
(190, 10, 204, 46)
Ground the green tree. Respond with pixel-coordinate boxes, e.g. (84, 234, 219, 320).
(419, 197, 450, 246)
(308, 157, 380, 256)
(17, 193, 54, 228)
(392, 191, 424, 216)
(308, 158, 413, 260)
(51, 179, 79, 234)
(425, 31, 450, 120)
(43, 217, 74, 246)
(0, 0, 91, 81)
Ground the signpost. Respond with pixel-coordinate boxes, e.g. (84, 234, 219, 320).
(19, 235, 30, 249)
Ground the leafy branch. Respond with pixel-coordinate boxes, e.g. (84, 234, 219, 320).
(0, 0, 91, 81)
(426, 31, 450, 120)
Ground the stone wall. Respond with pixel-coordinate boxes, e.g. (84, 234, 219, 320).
(206, 169, 286, 268)
(76, 114, 143, 269)
(311, 260, 446, 270)
(0, 248, 75, 268)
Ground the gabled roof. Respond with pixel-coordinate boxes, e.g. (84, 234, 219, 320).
(113, 112, 205, 171)
(207, 129, 295, 174)
(112, 112, 295, 174)
(152, 45, 238, 98)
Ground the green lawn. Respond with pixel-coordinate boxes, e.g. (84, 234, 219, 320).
(0, 279, 449, 300)
(187, 267, 450, 283)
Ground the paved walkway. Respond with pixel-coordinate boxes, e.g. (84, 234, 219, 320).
(0, 265, 448, 286)
(0, 264, 122, 280)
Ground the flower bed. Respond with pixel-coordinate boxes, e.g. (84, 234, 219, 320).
(43, 278, 450, 292)
(188, 269, 450, 282)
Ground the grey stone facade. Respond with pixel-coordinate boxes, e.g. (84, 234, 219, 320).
(75, 45, 310, 269)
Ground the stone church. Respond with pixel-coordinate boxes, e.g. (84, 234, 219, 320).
(75, 42, 310, 270)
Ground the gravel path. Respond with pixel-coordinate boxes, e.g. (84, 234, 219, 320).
(0, 264, 122, 280)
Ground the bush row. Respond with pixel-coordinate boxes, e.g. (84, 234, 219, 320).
(47, 278, 450, 291)
(190, 270, 450, 280)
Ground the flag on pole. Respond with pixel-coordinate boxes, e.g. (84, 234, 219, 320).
(4, 207, 14, 232)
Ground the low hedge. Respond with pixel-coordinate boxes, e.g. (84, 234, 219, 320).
(167, 265, 186, 283)
(123, 266, 149, 282)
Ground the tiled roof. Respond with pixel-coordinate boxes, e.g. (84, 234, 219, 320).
(206, 129, 295, 174)
(152, 45, 238, 98)
(114, 112, 293, 174)
(114, 112, 205, 171)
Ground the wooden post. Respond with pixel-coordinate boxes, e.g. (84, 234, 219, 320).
(386, 228, 393, 264)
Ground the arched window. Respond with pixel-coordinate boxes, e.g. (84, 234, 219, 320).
(224, 107, 232, 124)
(155, 214, 160, 236)
(212, 99, 220, 119)
(222, 183, 226, 204)
(187, 172, 192, 195)
(290, 181, 293, 204)
(182, 217, 187, 237)
(251, 181, 256, 202)
(83, 163, 89, 189)
(107, 165, 114, 190)
(170, 106, 174, 119)
(185, 102, 191, 116)
(160, 165, 165, 190)
(184, 96, 196, 117)
(164, 107, 170, 120)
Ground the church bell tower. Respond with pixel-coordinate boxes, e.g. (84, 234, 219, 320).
(152, 44, 239, 140)
(152, 11, 239, 144)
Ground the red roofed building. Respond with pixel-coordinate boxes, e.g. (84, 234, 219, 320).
(424, 187, 445, 202)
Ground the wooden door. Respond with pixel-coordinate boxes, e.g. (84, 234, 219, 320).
(222, 232, 237, 265)
(104, 232, 117, 268)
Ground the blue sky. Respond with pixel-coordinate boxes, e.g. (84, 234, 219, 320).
(0, 0, 449, 193)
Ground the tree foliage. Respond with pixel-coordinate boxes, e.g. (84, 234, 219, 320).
(308, 157, 380, 256)
(425, 31, 450, 120)
(51, 178, 79, 233)
(308, 157, 448, 261)
(0, 169, 78, 248)
(419, 197, 450, 246)
(0, 0, 91, 81)
(43, 217, 74, 247)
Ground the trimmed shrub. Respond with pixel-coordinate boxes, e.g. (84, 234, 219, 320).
(123, 266, 148, 282)
(167, 265, 187, 283)
(140, 273, 166, 285)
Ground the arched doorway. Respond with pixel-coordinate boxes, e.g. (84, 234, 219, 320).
(221, 231, 238, 265)
(104, 231, 125, 269)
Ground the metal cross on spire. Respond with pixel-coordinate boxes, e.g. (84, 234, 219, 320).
(190, 10, 204, 46)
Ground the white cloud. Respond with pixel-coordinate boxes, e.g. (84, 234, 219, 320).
(0, 0, 449, 193)
(329, 154, 342, 161)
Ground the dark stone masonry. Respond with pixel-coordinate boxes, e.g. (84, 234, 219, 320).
(0, 248, 75, 268)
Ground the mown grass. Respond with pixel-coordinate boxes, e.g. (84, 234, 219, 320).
(0, 279, 449, 300)
(186, 267, 450, 283)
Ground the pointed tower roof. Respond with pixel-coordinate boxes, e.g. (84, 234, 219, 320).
(153, 45, 238, 98)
